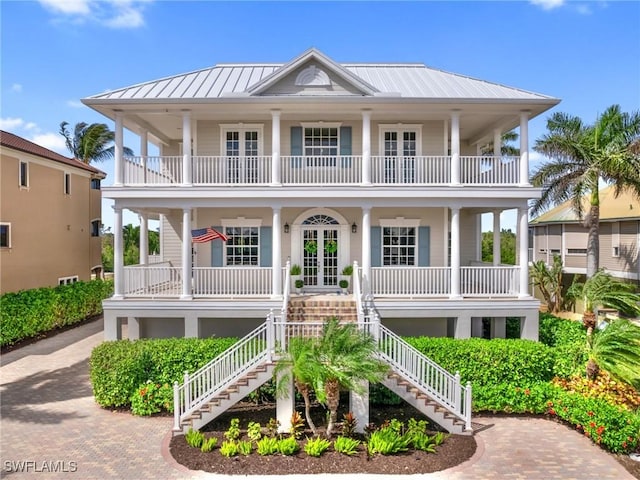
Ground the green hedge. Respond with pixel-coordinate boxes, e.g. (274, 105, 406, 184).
(89, 337, 238, 408)
(539, 313, 588, 378)
(0, 279, 113, 347)
(404, 336, 554, 386)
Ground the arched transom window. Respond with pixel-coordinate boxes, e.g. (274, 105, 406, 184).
(302, 215, 339, 226)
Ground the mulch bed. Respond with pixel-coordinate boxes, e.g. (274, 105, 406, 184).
(169, 401, 477, 475)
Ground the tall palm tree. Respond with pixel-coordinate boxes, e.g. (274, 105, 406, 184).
(531, 105, 640, 278)
(59, 121, 133, 164)
(313, 318, 388, 437)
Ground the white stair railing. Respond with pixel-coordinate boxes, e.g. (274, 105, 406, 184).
(371, 316, 472, 431)
(173, 315, 275, 431)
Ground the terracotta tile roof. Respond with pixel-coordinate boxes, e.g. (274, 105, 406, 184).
(0, 130, 106, 177)
(531, 185, 640, 224)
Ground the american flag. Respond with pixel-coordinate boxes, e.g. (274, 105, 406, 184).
(191, 227, 228, 243)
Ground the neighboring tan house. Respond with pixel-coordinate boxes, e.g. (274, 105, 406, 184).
(82, 48, 560, 343)
(0, 130, 106, 294)
(82, 47, 560, 436)
(530, 185, 640, 282)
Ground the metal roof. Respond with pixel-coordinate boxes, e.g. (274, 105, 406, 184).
(86, 55, 556, 102)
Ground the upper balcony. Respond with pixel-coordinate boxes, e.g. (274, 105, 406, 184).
(122, 154, 520, 187)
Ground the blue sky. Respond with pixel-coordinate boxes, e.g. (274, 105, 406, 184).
(2, 0, 639, 231)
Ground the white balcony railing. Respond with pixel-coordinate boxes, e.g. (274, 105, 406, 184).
(121, 155, 524, 186)
(461, 266, 519, 296)
(371, 267, 451, 296)
(281, 156, 362, 184)
(123, 263, 181, 296)
(193, 267, 272, 297)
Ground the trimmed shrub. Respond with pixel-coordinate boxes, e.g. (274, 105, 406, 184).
(89, 336, 238, 408)
(403, 336, 554, 386)
(473, 382, 559, 414)
(1, 279, 113, 346)
(539, 313, 588, 378)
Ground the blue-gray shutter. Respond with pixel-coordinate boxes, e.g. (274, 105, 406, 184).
(418, 226, 430, 266)
(340, 126, 352, 168)
(260, 226, 272, 267)
(211, 226, 224, 267)
(370, 226, 381, 268)
(291, 126, 303, 168)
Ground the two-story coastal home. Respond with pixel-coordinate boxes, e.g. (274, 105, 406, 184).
(83, 48, 559, 343)
(0, 131, 106, 294)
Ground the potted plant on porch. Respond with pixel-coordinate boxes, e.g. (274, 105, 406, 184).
(339, 279, 349, 294)
(341, 264, 353, 282)
(294, 278, 304, 294)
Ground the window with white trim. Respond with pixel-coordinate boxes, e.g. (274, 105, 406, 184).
(91, 178, 101, 190)
(224, 226, 259, 266)
(58, 275, 79, 285)
(0, 223, 10, 248)
(302, 124, 342, 167)
(567, 248, 587, 255)
(19, 161, 28, 187)
(64, 173, 71, 195)
(221, 125, 263, 183)
(91, 219, 101, 237)
(382, 226, 416, 266)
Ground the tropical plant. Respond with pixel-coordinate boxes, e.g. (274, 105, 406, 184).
(256, 437, 279, 456)
(185, 428, 205, 448)
(200, 437, 218, 453)
(531, 105, 640, 279)
(59, 121, 133, 164)
(333, 436, 361, 456)
(313, 318, 389, 437)
(290, 264, 302, 276)
(529, 255, 567, 313)
(585, 319, 640, 387)
(303, 437, 331, 457)
(480, 130, 519, 156)
(341, 265, 353, 276)
(274, 337, 323, 436)
(566, 269, 640, 329)
(481, 229, 516, 265)
(277, 436, 299, 455)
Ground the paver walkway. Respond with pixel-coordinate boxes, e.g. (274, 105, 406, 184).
(1, 318, 635, 479)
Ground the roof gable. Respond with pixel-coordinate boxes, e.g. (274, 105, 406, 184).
(246, 48, 379, 97)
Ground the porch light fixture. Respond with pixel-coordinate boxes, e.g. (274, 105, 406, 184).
(351, 222, 358, 234)
(284, 223, 290, 234)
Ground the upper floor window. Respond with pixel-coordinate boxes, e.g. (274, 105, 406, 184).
(19, 161, 28, 187)
(0, 223, 10, 248)
(91, 178, 101, 190)
(224, 226, 259, 266)
(91, 219, 101, 237)
(64, 173, 71, 195)
(382, 226, 416, 266)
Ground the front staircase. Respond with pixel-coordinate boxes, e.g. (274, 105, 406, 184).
(287, 294, 358, 322)
(174, 307, 472, 435)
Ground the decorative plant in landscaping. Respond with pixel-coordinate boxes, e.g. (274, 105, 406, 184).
(584, 319, 640, 386)
(529, 255, 567, 313)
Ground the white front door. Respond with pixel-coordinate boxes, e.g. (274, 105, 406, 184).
(301, 215, 340, 289)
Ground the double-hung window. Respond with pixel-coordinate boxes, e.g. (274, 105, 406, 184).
(221, 125, 262, 184)
(0, 223, 10, 248)
(304, 127, 338, 167)
(382, 226, 416, 266)
(224, 226, 259, 266)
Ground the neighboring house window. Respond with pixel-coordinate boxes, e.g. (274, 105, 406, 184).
(382, 226, 416, 266)
(91, 219, 101, 237)
(0, 223, 10, 248)
(19, 161, 28, 187)
(612, 222, 620, 257)
(91, 178, 101, 190)
(550, 249, 561, 255)
(567, 248, 587, 255)
(64, 173, 71, 195)
(225, 226, 259, 266)
(221, 125, 263, 183)
(58, 275, 79, 285)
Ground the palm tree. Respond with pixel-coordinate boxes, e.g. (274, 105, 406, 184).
(313, 318, 388, 437)
(480, 130, 519, 156)
(59, 121, 133, 164)
(566, 269, 640, 330)
(586, 319, 640, 388)
(274, 336, 323, 436)
(530, 255, 566, 314)
(531, 105, 640, 278)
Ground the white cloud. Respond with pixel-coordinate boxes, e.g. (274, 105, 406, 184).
(24, 122, 38, 131)
(530, 0, 565, 10)
(0, 117, 24, 130)
(30, 133, 68, 155)
(67, 100, 85, 108)
(37, 0, 151, 29)
(11, 83, 23, 93)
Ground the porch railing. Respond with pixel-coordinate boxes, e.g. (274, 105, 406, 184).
(193, 267, 272, 297)
(371, 267, 451, 296)
(461, 266, 519, 296)
(121, 155, 523, 186)
(123, 262, 181, 297)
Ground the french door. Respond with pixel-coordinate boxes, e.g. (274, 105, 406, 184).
(383, 130, 417, 183)
(302, 227, 339, 289)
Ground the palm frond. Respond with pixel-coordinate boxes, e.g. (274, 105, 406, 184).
(590, 319, 640, 388)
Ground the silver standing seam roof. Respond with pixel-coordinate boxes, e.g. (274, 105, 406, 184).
(86, 59, 556, 102)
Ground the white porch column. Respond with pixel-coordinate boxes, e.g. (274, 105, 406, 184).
(493, 209, 502, 266)
(182, 111, 192, 186)
(272, 207, 282, 298)
(114, 112, 124, 186)
(181, 208, 193, 299)
(185, 312, 199, 338)
(454, 313, 471, 339)
(450, 207, 462, 299)
(471, 317, 483, 338)
(361, 206, 371, 294)
(450, 111, 461, 185)
(491, 317, 506, 339)
(271, 110, 281, 185)
(519, 111, 530, 186)
(128, 317, 140, 340)
(139, 213, 149, 265)
(362, 109, 372, 185)
(113, 205, 124, 299)
(140, 129, 148, 183)
(493, 128, 502, 157)
(518, 206, 530, 298)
